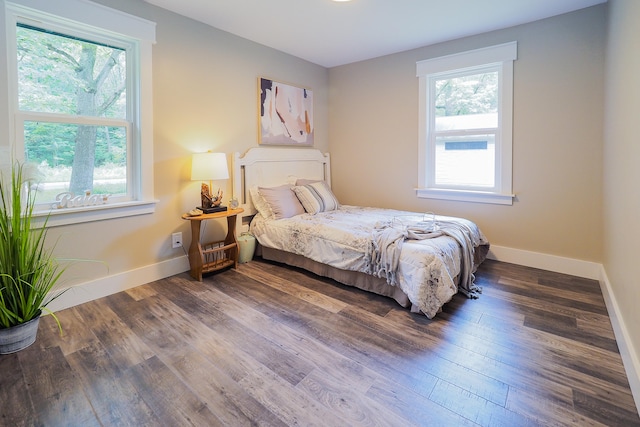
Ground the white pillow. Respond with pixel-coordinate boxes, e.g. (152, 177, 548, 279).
(292, 181, 340, 214)
(249, 186, 274, 220)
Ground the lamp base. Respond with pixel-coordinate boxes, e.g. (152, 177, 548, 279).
(199, 205, 227, 214)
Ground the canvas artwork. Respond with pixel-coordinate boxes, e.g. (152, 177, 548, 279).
(259, 78, 313, 146)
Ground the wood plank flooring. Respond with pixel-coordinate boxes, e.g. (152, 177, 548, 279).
(1, 258, 639, 426)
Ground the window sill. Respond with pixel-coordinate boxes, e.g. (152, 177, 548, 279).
(416, 188, 514, 205)
(31, 199, 159, 228)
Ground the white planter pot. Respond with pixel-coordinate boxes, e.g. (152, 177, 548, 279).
(238, 232, 256, 263)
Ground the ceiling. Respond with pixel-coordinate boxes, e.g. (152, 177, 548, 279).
(143, 0, 606, 68)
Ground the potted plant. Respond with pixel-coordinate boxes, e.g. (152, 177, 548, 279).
(0, 162, 66, 354)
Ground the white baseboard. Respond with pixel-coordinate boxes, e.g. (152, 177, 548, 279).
(486, 245, 601, 279)
(598, 266, 640, 415)
(46, 255, 190, 313)
(487, 245, 639, 414)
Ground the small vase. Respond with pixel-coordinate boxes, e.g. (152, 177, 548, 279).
(0, 314, 41, 354)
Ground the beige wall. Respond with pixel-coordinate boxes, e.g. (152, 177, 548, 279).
(0, 2, 616, 303)
(329, 5, 606, 263)
(604, 0, 640, 384)
(0, 0, 329, 287)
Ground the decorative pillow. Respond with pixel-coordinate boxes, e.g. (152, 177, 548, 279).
(292, 181, 340, 214)
(295, 178, 320, 186)
(249, 186, 274, 220)
(258, 185, 305, 220)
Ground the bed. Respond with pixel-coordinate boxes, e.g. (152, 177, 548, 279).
(232, 147, 489, 318)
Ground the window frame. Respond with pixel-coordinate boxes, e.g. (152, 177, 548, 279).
(4, 0, 156, 227)
(416, 42, 517, 205)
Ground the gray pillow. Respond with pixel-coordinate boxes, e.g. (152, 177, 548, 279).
(258, 185, 305, 219)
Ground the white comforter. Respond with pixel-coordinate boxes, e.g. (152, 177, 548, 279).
(250, 205, 489, 318)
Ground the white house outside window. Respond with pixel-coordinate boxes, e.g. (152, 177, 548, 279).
(416, 42, 517, 205)
(5, 0, 156, 226)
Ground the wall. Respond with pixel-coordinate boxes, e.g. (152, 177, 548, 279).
(0, 2, 611, 306)
(603, 0, 640, 399)
(0, 0, 329, 306)
(329, 6, 606, 264)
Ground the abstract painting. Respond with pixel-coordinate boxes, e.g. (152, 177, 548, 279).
(259, 78, 313, 146)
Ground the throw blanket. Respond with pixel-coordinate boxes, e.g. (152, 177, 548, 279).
(365, 218, 482, 298)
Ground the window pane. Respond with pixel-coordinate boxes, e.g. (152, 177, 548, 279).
(432, 71, 498, 188)
(24, 121, 127, 205)
(435, 134, 495, 187)
(17, 25, 126, 119)
(435, 72, 498, 117)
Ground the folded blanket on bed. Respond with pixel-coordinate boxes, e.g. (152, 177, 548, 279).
(365, 218, 483, 298)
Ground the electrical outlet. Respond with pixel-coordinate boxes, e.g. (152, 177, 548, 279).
(171, 232, 182, 249)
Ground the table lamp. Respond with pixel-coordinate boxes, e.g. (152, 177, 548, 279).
(191, 151, 229, 213)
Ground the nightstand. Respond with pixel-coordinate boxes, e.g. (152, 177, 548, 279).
(181, 208, 244, 281)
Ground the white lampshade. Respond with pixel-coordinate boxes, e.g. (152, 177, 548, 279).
(191, 152, 229, 181)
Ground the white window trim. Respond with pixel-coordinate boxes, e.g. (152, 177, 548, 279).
(4, 0, 157, 227)
(416, 42, 517, 205)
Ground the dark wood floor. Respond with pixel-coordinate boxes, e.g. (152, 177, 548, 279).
(1, 258, 638, 426)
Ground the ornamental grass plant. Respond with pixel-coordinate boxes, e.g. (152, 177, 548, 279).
(0, 162, 66, 329)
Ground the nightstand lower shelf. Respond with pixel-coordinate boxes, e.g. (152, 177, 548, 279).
(201, 240, 236, 274)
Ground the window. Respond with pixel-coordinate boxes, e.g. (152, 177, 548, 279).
(416, 42, 517, 205)
(5, 0, 156, 226)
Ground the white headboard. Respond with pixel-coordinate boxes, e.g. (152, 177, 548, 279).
(232, 147, 331, 232)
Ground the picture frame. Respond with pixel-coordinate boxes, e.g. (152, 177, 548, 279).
(258, 77, 313, 146)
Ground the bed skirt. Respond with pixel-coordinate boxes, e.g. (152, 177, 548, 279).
(260, 246, 413, 309)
